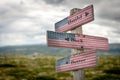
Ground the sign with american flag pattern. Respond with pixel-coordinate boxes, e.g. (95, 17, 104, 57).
(47, 31, 109, 51)
(55, 5, 94, 32)
(56, 50, 97, 72)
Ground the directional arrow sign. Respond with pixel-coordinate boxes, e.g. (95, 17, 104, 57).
(47, 31, 109, 51)
(56, 50, 97, 72)
(55, 5, 94, 32)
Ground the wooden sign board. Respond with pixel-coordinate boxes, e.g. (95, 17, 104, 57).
(56, 50, 97, 72)
(47, 31, 109, 51)
(55, 5, 94, 32)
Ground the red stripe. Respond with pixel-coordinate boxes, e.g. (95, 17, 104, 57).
(56, 61, 97, 72)
(56, 15, 94, 32)
(48, 39, 109, 50)
(68, 5, 93, 18)
(55, 5, 94, 32)
(56, 60, 97, 71)
(56, 64, 97, 72)
(56, 61, 97, 71)
(70, 54, 96, 61)
(56, 51, 97, 72)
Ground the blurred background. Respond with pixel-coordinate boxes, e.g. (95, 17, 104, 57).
(0, 0, 120, 80)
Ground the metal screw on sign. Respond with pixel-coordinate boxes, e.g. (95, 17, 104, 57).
(70, 8, 85, 80)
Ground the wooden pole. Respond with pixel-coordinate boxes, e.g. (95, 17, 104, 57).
(70, 8, 85, 80)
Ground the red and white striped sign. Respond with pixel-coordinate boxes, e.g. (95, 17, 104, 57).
(47, 31, 109, 51)
(55, 5, 94, 32)
(56, 50, 97, 72)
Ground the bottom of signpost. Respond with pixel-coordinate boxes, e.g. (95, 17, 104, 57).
(73, 69, 84, 80)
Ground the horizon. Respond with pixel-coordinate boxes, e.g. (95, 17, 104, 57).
(0, 43, 120, 48)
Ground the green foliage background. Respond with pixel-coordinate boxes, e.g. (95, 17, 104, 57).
(0, 55, 120, 80)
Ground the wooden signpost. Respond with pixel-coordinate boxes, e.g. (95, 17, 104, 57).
(46, 4, 109, 80)
(47, 31, 109, 51)
(56, 50, 97, 72)
(55, 5, 94, 32)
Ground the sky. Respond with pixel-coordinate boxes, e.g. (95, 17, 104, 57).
(0, 0, 120, 47)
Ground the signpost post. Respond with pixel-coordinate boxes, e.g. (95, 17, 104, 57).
(70, 8, 85, 80)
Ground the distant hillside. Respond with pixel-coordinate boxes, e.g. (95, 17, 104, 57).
(0, 43, 120, 56)
(0, 45, 71, 56)
(109, 43, 120, 54)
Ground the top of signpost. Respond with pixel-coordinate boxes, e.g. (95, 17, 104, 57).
(55, 5, 94, 32)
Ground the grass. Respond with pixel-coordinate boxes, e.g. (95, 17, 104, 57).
(0, 54, 120, 80)
(85, 56, 120, 80)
